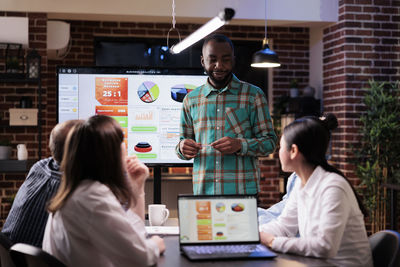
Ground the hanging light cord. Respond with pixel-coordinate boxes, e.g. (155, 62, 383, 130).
(264, 0, 268, 45)
(167, 0, 181, 49)
(172, 0, 176, 29)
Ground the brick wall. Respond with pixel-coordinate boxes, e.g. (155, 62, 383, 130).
(1, 1, 399, 231)
(1, 2, 398, 231)
(0, 12, 48, 226)
(323, 0, 400, 231)
(323, 0, 399, 182)
(0, 13, 311, 226)
(0, 12, 48, 157)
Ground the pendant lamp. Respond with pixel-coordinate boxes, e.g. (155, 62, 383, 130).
(251, 1, 280, 68)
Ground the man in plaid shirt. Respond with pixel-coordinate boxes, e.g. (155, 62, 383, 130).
(176, 34, 277, 195)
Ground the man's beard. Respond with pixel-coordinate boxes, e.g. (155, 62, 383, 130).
(205, 69, 232, 89)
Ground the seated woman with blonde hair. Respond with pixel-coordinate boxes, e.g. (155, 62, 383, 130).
(260, 114, 372, 266)
(43, 115, 164, 267)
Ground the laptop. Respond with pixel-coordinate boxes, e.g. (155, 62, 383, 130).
(178, 194, 277, 260)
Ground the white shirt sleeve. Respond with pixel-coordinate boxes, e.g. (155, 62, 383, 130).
(270, 185, 350, 258)
(85, 186, 159, 266)
(43, 181, 160, 267)
(260, 179, 299, 237)
(260, 168, 372, 266)
(258, 173, 298, 225)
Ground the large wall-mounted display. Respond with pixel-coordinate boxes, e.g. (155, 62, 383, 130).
(57, 67, 207, 166)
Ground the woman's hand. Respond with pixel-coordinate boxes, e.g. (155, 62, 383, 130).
(151, 235, 166, 254)
(126, 155, 149, 192)
(260, 231, 276, 248)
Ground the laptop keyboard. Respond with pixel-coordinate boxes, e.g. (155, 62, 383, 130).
(183, 244, 267, 256)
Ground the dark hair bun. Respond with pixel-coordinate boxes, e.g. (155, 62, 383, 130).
(321, 113, 338, 131)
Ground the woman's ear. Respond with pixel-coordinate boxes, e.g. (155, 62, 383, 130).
(289, 144, 299, 160)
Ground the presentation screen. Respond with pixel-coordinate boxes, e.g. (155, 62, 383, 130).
(57, 67, 207, 166)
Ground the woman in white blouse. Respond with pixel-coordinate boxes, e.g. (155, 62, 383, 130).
(43, 115, 165, 267)
(260, 114, 372, 267)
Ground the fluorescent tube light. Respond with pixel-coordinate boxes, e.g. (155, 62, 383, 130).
(170, 8, 235, 54)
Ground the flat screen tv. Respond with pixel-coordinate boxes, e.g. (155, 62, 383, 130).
(57, 67, 207, 166)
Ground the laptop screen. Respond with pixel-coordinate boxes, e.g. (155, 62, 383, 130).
(178, 195, 260, 244)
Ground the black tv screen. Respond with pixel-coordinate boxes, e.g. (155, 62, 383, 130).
(94, 37, 269, 96)
(57, 67, 207, 166)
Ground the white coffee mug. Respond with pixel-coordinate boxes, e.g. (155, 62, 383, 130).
(148, 204, 169, 226)
(17, 144, 28, 160)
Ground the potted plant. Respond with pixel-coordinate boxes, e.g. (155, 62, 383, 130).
(289, 79, 299, 98)
(0, 139, 12, 160)
(354, 80, 400, 233)
(271, 95, 290, 136)
(6, 56, 21, 73)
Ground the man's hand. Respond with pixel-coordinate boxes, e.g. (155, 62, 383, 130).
(179, 139, 202, 159)
(211, 137, 241, 155)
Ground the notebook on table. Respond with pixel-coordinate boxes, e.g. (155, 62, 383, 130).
(178, 194, 276, 260)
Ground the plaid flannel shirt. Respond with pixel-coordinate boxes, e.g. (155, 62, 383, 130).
(176, 74, 277, 194)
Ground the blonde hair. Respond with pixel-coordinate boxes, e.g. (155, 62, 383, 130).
(49, 120, 83, 163)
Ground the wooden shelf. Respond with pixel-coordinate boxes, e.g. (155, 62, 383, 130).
(0, 160, 35, 173)
(0, 125, 38, 128)
(0, 73, 40, 83)
(0, 70, 42, 158)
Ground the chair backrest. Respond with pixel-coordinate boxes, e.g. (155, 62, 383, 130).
(369, 230, 400, 267)
(9, 243, 66, 267)
(0, 232, 16, 267)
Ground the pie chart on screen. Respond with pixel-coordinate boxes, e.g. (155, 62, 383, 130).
(171, 84, 197, 102)
(137, 81, 160, 103)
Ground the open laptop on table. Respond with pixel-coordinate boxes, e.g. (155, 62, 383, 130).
(178, 194, 276, 260)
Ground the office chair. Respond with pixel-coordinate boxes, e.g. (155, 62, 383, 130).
(0, 232, 16, 267)
(369, 230, 400, 267)
(9, 243, 66, 267)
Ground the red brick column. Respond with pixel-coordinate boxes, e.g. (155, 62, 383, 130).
(323, 0, 399, 175)
(322, 0, 400, 231)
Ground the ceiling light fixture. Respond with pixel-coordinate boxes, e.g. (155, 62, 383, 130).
(251, 0, 280, 68)
(170, 8, 235, 54)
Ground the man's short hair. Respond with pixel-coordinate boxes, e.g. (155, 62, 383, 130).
(49, 120, 82, 163)
(202, 34, 234, 53)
